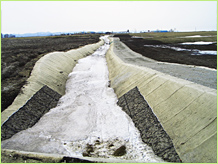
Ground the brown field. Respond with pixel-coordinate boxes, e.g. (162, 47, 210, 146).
(114, 31, 217, 69)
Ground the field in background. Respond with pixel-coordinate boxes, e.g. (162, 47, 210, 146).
(114, 32, 217, 69)
(130, 31, 217, 44)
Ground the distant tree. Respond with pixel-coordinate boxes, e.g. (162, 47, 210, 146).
(4, 34, 9, 38)
(127, 29, 129, 33)
(169, 29, 174, 32)
(9, 34, 15, 38)
(3, 34, 15, 38)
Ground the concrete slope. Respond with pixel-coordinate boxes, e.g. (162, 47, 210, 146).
(1, 39, 104, 125)
(106, 38, 217, 163)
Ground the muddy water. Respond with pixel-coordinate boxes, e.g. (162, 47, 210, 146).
(1, 36, 164, 162)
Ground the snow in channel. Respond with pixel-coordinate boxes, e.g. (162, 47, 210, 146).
(2, 36, 165, 163)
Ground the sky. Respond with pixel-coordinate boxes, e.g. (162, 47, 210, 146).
(1, 1, 217, 34)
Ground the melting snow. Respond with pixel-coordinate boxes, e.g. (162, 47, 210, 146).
(144, 44, 189, 51)
(177, 35, 216, 38)
(194, 50, 217, 55)
(144, 44, 217, 55)
(2, 36, 165, 163)
(180, 41, 216, 45)
(131, 36, 153, 39)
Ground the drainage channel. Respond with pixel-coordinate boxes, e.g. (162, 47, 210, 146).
(2, 36, 165, 163)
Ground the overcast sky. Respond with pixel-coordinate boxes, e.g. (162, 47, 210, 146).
(1, 1, 217, 34)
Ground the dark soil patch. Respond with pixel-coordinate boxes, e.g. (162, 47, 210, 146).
(1, 34, 101, 112)
(113, 145, 126, 157)
(83, 144, 95, 157)
(114, 34, 217, 69)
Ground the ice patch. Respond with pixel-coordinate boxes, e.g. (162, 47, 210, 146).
(2, 36, 165, 162)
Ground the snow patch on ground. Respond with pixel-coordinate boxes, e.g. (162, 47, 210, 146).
(144, 44, 189, 51)
(194, 50, 217, 55)
(178, 35, 216, 38)
(180, 41, 216, 45)
(131, 36, 153, 39)
(144, 44, 217, 55)
(2, 36, 165, 162)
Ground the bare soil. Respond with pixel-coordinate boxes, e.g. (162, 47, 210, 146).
(114, 34, 217, 69)
(1, 34, 101, 112)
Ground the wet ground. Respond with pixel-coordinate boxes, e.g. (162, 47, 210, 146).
(114, 34, 217, 69)
(1, 34, 101, 112)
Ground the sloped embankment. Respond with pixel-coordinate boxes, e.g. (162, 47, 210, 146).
(1, 39, 104, 125)
(1, 35, 101, 112)
(106, 38, 217, 163)
(2, 36, 166, 163)
(2, 36, 216, 163)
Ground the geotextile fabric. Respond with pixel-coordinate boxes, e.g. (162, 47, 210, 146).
(106, 38, 217, 163)
(1, 39, 104, 125)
